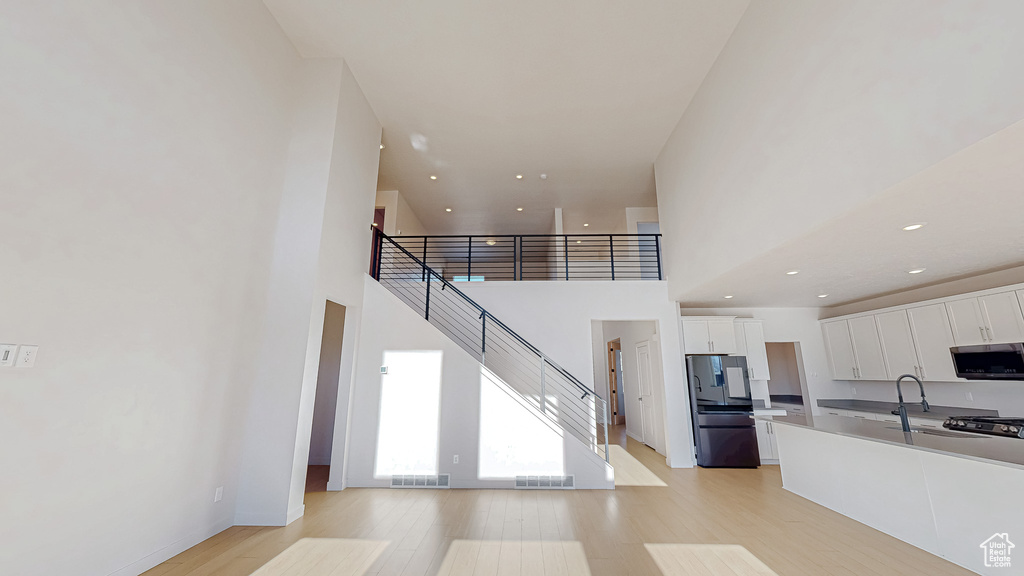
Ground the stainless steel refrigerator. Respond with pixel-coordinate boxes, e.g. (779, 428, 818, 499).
(686, 355, 760, 468)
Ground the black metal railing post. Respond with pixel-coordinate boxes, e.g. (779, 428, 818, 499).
(421, 237, 428, 281)
(655, 234, 663, 280)
(609, 235, 615, 280)
(424, 268, 431, 321)
(480, 312, 487, 363)
(513, 236, 519, 281)
(563, 235, 569, 281)
(467, 235, 472, 280)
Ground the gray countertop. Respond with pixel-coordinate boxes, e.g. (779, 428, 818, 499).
(765, 414, 1024, 470)
(817, 398, 999, 419)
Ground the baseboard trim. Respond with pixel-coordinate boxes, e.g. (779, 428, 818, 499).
(234, 510, 288, 526)
(107, 516, 232, 576)
(326, 480, 345, 491)
(286, 504, 305, 525)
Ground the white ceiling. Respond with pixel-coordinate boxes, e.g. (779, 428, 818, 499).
(678, 118, 1024, 308)
(264, 0, 750, 234)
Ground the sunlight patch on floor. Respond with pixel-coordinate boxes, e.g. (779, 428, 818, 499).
(249, 538, 390, 576)
(609, 444, 668, 486)
(644, 543, 778, 576)
(436, 540, 591, 576)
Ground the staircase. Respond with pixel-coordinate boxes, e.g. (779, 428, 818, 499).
(370, 230, 609, 462)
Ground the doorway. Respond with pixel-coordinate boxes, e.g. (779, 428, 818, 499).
(306, 300, 347, 493)
(607, 339, 625, 426)
(765, 342, 809, 408)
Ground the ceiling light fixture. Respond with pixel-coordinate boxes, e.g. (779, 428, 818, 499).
(486, 240, 496, 246)
(902, 223, 926, 231)
(379, 144, 384, 150)
(516, 174, 523, 179)
(540, 174, 547, 180)
(517, 207, 523, 212)
(818, 294, 829, 298)
(430, 175, 437, 180)
(786, 270, 800, 275)
(371, 223, 378, 227)
(909, 268, 926, 274)
(724, 295, 734, 299)
(445, 208, 452, 212)
(583, 223, 589, 227)
(576, 240, 582, 244)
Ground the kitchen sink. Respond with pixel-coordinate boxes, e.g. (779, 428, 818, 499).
(884, 426, 982, 439)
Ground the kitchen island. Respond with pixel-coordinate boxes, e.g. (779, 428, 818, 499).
(766, 415, 1024, 575)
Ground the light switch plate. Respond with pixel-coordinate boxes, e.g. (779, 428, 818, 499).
(15, 345, 38, 368)
(0, 345, 16, 367)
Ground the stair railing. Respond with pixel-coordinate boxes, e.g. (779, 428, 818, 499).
(371, 229, 609, 461)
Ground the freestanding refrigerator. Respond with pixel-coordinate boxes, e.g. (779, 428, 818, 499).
(686, 355, 760, 468)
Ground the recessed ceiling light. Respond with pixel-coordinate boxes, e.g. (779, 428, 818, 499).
(818, 294, 829, 298)
(516, 174, 523, 179)
(485, 240, 496, 246)
(371, 222, 378, 227)
(583, 223, 589, 227)
(576, 240, 582, 244)
(902, 223, 926, 231)
(786, 270, 800, 275)
(517, 207, 523, 212)
(540, 174, 547, 180)
(430, 175, 437, 180)
(445, 208, 452, 212)
(908, 268, 926, 274)
(724, 295, 734, 299)
(379, 144, 384, 150)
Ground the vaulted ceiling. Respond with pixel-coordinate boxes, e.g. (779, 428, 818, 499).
(264, 0, 750, 234)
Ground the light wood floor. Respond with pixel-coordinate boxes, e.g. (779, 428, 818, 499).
(144, 426, 973, 575)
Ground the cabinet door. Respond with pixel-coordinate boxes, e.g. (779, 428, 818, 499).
(979, 291, 1024, 344)
(823, 320, 857, 380)
(707, 319, 738, 354)
(946, 297, 986, 345)
(732, 323, 748, 356)
(876, 310, 920, 379)
(682, 320, 711, 354)
(741, 322, 771, 381)
(848, 316, 888, 380)
(907, 303, 960, 382)
(755, 419, 774, 461)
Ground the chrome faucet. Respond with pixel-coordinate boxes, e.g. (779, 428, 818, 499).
(894, 373, 930, 432)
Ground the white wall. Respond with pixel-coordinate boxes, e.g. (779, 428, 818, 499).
(308, 302, 346, 466)
(375, 189, 428, 236)
(598, 322, 659, 442)
(0, 2, 301, 574)
(655, 0, 1024, 301)
(625, 207, 659, 235)
(679, 307, 849, 415)
(459, 281, 693, 467)
(345, 277, 613, 489)
(234, 59, 381, 526)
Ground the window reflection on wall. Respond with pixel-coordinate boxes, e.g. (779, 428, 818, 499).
(478, 366, 564, 479)
(374, 350, 443, 477)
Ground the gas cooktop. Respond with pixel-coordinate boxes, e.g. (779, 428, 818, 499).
(943, 416, 1024, 439)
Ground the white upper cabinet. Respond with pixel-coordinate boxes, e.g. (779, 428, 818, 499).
(848, 316, 888, 380)
(739, 321, 771, 381)
(946, 291, 1024, 345)
(876, 310, 920, 379)
(681, 317, 737, 354)
(907, 303, 960, 382)
(979, 292, 1024, 344)
(823, 320, 857, 380)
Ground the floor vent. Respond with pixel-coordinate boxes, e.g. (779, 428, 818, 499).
(390, 474, 450, 489)
(514, 475, 575, 490)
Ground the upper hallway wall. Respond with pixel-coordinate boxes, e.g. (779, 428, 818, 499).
(655, 0, 1024, 301)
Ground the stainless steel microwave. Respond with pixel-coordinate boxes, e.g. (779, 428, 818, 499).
(950, 343, 1024, 380)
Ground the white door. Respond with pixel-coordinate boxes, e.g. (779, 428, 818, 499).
(907, 303, 960, 381)
(823, 320, 857, 380)
(849, 316, 888, 380)
(946, 297, 987, 345)
(681, 320, 711, 354)
(741, 321, 771, 381)
(875, 310, 920, 379)
(707, 319, 738, 354)
(636, 342, 657, 447)
(979, 291, 1024, 344)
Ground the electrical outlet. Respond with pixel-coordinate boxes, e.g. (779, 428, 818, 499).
(214, 486, 223, 503)
(15, 345, 38, 368)
(0, 345, 16, 367)
(965, 391, 974, 402)
(453, 455, 459, 464)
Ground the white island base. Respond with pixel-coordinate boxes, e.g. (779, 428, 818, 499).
(770, 416, 1024, 575)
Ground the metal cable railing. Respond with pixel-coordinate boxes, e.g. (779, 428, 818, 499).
(370, 230, 609, 461)
(387, 233, 662, 282)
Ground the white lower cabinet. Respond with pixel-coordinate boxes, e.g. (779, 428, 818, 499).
(755, 419, 779, 463)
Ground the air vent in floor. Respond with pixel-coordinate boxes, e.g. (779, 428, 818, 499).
(514, 475, 575, 489)
(390, 474, 450, 489)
